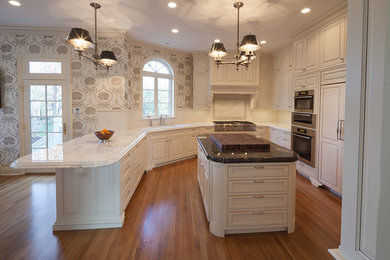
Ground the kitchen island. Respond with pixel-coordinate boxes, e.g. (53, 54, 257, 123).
(197, 134, 298, 237)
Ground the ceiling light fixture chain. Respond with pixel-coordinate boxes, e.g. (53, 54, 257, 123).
(66, 2, 118, 71)
(209, 1, 260, 71)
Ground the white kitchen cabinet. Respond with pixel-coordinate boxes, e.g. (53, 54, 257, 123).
(259, 76, 272, 109)
(279, 71, 293, 110)
(209, 53, 260, 86)
(149, 134, 170, 165)
(272, 75, 280, 109)
(169, 133, 186, 161)
(271, 72, 292, 111)
(318, 83, 345, 194)
(185, 130, 198, 156)
(319, 17, 346, 69)
(293, 32, 319, 74)
(193, 53, 210, 109)
(268, 127, 291, 149)
(279, 47, 293, 72)
(293, 72, 319, 90)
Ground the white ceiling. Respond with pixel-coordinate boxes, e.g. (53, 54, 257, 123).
(0, 0, 347, 52)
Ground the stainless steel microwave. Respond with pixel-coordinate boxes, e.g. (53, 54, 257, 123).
(294, 90, 314, 113)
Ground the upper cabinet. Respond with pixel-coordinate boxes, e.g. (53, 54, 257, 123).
(293, 32, 319, 74)
(192, 53, 210, 109)
(319, 17, 346, 68)
(209, 53, 260, 86)
(273, 46, 293, 73)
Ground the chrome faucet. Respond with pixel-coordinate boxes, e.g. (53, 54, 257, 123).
(159, 114, 167, 126)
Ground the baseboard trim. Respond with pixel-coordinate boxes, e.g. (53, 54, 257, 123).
(0, 167, 24, 175)
(329, 249, 348, 260)
(147, 155, 197, 170)
(53, 214, 125, 231)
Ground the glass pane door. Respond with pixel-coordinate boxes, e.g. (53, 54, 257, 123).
(24, 80, 68, 155)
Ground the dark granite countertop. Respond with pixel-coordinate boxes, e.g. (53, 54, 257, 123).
(197, 134, 298, 163)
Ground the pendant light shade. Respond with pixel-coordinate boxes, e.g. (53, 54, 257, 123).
(98, 51, 118, 67)
(239, 34, 260, 52)
(66, 28, 94, 52)
(209, 42, 227, 60)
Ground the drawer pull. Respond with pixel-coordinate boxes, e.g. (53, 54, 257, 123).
(252, 211, 264, 215)
(253, 166, 264, 169)
(253, 180, 264, 183)
(253, 195, 264, 199)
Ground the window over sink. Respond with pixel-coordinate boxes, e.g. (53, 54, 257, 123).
(142, 59, 174, 117)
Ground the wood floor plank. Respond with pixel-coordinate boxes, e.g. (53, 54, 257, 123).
(0, 158, 341, 260)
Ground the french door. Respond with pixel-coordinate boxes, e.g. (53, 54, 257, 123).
(23, 80, 70, 155)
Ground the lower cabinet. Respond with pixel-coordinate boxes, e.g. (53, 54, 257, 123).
(197, 142, 296, 237)
(148, 128, 212, 168)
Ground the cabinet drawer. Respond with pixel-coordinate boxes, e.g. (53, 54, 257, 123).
(228, 179, 288, 193)
(227, 210, 288, 228)
(320, 66, 346, 85)
(228, 165, 289, 179)
(228, 194, 288, 210)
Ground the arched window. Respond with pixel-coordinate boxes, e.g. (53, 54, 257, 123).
(142, 59, 174, 117)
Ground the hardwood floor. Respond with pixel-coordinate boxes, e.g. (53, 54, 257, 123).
(0, 158, 341, 260)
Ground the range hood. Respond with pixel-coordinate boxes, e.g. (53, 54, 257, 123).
(210, 85, 259, 109)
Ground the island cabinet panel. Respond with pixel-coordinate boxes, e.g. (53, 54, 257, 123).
(228, 194, 288, 210)
(227, 210, 288, 228)
(54, 164, 122, 231)
(197, 140, 296, 237)
(228, 165, 289, 179)
(228, 179, 289, 193)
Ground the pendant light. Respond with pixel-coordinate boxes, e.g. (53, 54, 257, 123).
(66, 2, 117, 70)
(208, 2, 260, 70)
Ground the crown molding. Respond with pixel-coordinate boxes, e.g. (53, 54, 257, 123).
(0, 26, 127, 38)
(289, 2, 348, 40)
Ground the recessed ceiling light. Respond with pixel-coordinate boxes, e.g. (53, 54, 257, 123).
(301, 8, 311, 14)
(214, 39, 220, 43)
(9, 0, 21, 6)
(168, 2, 177, 8)
(260, 40, 266, 44)
(171, 28, 179, 33)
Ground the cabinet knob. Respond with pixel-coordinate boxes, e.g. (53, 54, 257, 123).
(253, 166, 264, 169)
(253, 195, 264, 199)
(253, 180, 265, 183)
(302, 68, 306, 71)
(340, 57, 344, 61)
(252, 211, 264, 215)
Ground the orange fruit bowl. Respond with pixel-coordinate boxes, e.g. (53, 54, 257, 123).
(95, 130, 115, 142)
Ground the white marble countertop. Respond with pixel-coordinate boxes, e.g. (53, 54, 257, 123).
(11, 122, 289, 169)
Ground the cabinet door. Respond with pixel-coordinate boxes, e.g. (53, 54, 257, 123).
(259, 76, 272, 109)
(280, 48, 293, 71)
(293, 40, 304, 73)
(150, 138, 169, 165)
(319, 84, 345, 193)
(186, 132, 198, 156)
(193, 72, 209, 109)
(304, 33, 318, 71)
(279, 72, 293, 110)
(169, 134, 186, 161)
(272, 75, 280, 109)
(320, 17, 346, 68)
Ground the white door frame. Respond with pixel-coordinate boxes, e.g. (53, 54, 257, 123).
(17, 55, 71, 174)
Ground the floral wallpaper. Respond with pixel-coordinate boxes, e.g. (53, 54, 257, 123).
(0, 30, 193, 167)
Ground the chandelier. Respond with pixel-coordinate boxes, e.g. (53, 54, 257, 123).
(65, 2, 117, 70)
(208, 2, 260, 70)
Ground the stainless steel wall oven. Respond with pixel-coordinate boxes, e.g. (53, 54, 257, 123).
(291, 112, 316, 129)
(294, 90, 314, 113)
(291, 126, 316, 167)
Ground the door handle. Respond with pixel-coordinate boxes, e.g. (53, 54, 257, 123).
(340, 120, 345, 141)
(336, 120, 340, 140)
(63, 123, 67, 135)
